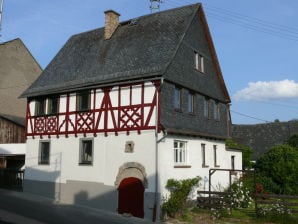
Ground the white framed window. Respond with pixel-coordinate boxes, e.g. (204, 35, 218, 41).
(174, 140, 187, 165)
(213, 102, 220, 120)
(47, 96, 59, 115)
(231, 155, 235, 170)
(173, 86, 182, 110)
(35, 98, 46, 116)
(201, 143, 208, 167)
(194, 51, 204, 73)
(39, 141, 50, 165)
(188, 92, 194, 113)
(213, 145, 219, 167)
(203, 98, 209, 118)
(76, 90, 91, 111)
(79, 138, 93, 165)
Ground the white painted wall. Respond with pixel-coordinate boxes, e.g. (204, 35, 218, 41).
(25, 130, 157, 192)
(157, 135, 242, 198)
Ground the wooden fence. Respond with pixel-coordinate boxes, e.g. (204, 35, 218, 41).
(255, 193, 298, 214)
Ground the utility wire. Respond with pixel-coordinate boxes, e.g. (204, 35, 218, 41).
(166, 0, 298, 41)
(230, 110, 271, 123)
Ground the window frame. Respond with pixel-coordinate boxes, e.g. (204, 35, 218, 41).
(47, 96, 60, 115)
(188, 91, 194, 114)
(213, 101, 220, 120)
(231, 155, 235, 170)
(194, 51, 204, 73)
(174, 140, 188, 166)
(213, 145, 220, 167)
(201, 143, 208, 167)
(35, 98, 46, 116)
(203, 98, 209, 118)
(173, 86, 182, 111)
(79, 138, 94, 165)
(38, 141, 50, 165)
(76, 90, 91, 112)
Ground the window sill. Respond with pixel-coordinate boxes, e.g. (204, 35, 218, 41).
(202, 164, 209, 168)
(77, 109, 91, 113)
(38, 162, 50, 165)
(79, 162, 93, 166)
(174, 165, 191, 168)
(174, 108, 182, 113)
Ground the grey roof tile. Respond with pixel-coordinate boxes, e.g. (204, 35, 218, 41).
(22, 4, 200, 97)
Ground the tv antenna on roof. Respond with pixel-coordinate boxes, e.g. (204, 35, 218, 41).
(0, 0, 4, 37)
(150, 0, 164, 13)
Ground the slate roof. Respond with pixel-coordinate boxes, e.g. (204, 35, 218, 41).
(22, 3, 229, 101)
(0, 38, 42, 118)
(232, 120, 298, 160)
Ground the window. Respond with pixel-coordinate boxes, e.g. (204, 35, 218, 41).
(173, 86, 182, 110)
(47, 96, 59, 115)
(201, 143, 208, 167)
(231, 155, 235, 170)
(79, 139, 93, 165)
(213, 102, 220, 120)
(194, 51, 204, 73)
(203, 98, 209, 118)
(39, 141, 50, 165)
(188, 92, 194, 113)
(174, 140, 187, 165)
(35, 98, 46, 116)
(213, 145, 219, 167)
(76, 90, 91, 111)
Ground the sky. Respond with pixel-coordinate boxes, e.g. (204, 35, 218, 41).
(1, 0, 298, 124)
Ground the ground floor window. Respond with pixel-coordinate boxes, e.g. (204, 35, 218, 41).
(79, 138, 93, 165)
(174, 140, 187, 165)
(39, 141, 50, 165)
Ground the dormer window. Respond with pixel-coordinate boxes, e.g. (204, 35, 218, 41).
(35, 98, 46, 116)
(47, 96, 59, 115)
(194, 51, 204, 73)
(76, 90, 91, 112)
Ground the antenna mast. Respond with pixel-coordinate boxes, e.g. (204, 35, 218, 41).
(0, 0, 4, 37)
(150, 0, 163, 13)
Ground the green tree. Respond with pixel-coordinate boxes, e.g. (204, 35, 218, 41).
(255, 144, 298, 194)
(226, 139, 253, 170)
(284, 134, 298, 148)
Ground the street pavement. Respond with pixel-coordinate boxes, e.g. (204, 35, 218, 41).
(0, 188, 154, 224)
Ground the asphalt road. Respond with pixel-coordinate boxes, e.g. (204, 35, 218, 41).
(0, 189, 152, 224)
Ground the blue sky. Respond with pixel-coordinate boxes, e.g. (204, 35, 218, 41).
(1, 0, 298, 124)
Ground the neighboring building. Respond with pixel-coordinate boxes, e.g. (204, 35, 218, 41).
(21, 4, 241, 220)
(0, 39, 41, 185)
(232, 120, 298, 160)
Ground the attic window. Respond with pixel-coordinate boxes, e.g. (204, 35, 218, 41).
(194, 51, 204, 73)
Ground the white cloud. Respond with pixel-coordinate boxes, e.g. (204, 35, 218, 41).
(233, 79, 298, 101)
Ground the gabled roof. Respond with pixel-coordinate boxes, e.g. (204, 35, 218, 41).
(21, 3, 230, 103)
(0, 38, 42, 118)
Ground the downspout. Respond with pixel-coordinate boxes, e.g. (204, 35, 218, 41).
(153, 78, 165, 222)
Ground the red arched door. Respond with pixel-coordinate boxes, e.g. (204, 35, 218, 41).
(118, 177, 144, 218)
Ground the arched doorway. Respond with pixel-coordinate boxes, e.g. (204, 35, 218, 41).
(118, 177, 144, 218)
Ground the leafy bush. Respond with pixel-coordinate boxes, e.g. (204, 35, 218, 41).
(255, 144, 298, 194)
(162, 177, 201, 218)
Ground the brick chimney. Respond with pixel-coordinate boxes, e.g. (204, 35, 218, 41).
(104, 10, 120, 40)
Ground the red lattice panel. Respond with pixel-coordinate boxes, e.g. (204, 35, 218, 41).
(76, 112, 94, 132)
(120, 107, 141, 129)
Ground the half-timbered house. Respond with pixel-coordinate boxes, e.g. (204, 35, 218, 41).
(21, 4, 242, 220)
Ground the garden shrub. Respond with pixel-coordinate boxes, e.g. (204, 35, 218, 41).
(162, 177, 201, 219)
